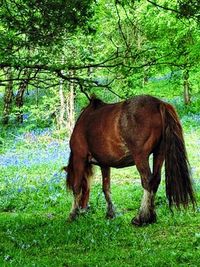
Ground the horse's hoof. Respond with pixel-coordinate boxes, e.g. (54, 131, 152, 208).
(106, 211, 116, 219)
(67, 210, 79, 222)
(106, 207, 116, 219)
(131, 217, 143, 226)
(131, 213, 157, 226)
(67, 214, 76, 223)
(79, 207, 89, 215)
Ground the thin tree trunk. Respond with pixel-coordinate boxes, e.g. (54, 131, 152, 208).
(68, 80, 75, 135)
(58, 77, 67, 129)
(183, 69, 191, 105)
(57, 56, 75, 134)
(58, 79, 75, 134)
(135, 27, 147, 87)
(15, 70, 31, 123)
(2, 68, 13, 125)
(143, 66, 148, 87)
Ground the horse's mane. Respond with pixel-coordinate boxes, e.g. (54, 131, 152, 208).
(76, 95, 106, 124)
(89, 95, 106, 109)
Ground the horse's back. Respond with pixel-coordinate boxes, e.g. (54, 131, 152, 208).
(124, 95, 161, 114)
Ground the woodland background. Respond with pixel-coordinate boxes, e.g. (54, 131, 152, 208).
(0, 0, 200, 133)
(1, 1, 200, 266)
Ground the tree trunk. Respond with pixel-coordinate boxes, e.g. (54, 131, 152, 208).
(58, 77, 67, 129)
(2, 68, 13, 125)
(67, 80, 75, 135)
(58, 73, 75, 134)
(142, 66, 148, 87)
(135, 27, 148, 87)
(183, 69, 191, 105)
(15, 70, 31, 123)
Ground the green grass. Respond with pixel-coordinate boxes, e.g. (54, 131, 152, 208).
(0, 116, 200, 266)
(0, 184, 200, 267)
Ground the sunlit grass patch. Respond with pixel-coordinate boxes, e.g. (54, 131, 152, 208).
(184, 127, 200, 179)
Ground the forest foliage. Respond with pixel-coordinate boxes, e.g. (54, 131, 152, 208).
(1, 2, 200, 265)
(0, 0, 200, 132)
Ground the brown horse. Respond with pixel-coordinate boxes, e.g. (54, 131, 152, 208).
(64, 95, 195, 226)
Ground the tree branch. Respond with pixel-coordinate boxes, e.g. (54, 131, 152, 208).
(115, 3, 130, 49)
(146, 0, 180, 14)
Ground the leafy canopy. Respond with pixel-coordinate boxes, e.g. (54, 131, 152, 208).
(0, 0, 94, 46)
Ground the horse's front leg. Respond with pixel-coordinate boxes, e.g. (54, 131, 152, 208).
(101, 166, 115, 219)
(70, 185, 90, 220)
(78, 164, 92, 214)
(68, 157, 86, 221)
(68, 156, 93, 221)
(132, 156, 156, 226)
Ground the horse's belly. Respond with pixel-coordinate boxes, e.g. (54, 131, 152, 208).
(111, 155, 135, 168)
(88, 151, 134, 168)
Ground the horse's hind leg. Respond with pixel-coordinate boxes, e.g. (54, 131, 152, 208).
(132, 155, 156, 226)
(132, 150, 164, 226)
(101, 167, 115, 219)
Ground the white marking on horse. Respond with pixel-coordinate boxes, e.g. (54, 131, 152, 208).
(140, 189, 154, 216)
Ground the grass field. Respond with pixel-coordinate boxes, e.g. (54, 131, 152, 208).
(0, 116, 200, 266)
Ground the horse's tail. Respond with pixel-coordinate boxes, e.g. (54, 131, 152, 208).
(63, 152, 93, 191)
(160, 102, 196, 208)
